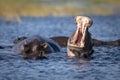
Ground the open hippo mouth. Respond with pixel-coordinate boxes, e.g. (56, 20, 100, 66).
(67, 16, 93, 58)
(68, 16, 92, 47)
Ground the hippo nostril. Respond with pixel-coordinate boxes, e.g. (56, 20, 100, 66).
(39, 51, 45, 57)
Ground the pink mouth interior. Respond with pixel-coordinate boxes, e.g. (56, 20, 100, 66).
(70, 29, 83, 46)
(75, 29, 82, 45)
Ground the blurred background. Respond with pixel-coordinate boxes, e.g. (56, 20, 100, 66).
(0, 0, 120, 18)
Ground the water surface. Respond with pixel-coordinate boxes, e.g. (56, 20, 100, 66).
(0, 15, 120, 80)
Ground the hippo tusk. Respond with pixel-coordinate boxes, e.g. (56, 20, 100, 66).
(80, 26, 87, 47)
(39, 51, 45, 57)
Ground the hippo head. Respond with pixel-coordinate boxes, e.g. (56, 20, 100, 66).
(21, 39, 49, 60)
(67, 16, 93, 58)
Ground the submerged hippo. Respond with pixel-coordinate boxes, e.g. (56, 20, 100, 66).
(13, 35, 60, 59)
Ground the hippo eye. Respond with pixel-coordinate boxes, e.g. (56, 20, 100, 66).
(41, 43, 48, 48)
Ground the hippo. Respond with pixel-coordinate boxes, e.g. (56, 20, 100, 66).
(67, 16, 93, 58)
(12, 35, 60, 59)
(66, 16, 120, 58)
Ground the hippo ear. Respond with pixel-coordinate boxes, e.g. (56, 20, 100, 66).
(42, 43, 48, 48)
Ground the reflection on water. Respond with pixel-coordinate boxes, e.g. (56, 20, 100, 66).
(0, 14, 120, 80)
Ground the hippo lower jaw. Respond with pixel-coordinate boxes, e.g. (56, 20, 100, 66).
(67, 45, 93, 58)
(67, 37, 93, 59)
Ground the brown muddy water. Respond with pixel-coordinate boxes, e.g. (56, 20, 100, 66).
(0, 14, 120, 80)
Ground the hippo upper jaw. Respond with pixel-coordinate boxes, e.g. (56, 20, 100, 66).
(67, 45, 93, 59)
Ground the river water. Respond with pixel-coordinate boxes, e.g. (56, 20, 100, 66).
(0, 15, 120, 80)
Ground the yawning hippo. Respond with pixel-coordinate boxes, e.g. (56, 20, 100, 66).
(67, 16, 94, 58)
